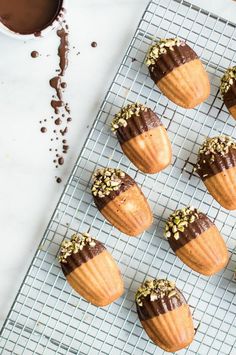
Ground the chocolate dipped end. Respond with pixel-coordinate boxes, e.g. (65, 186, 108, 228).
(168, 213, 213, 252)
(137, 288, 186, 321)
(116, 109, 162, 144)
(61, 240, 106, 276)
(149, 43, 198, 83)
(223, 81, 236, 109)
(93, 173, 135, 211)
(196, 147, 236, 180)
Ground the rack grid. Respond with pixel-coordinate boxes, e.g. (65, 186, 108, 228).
(0, 0, 236, 354)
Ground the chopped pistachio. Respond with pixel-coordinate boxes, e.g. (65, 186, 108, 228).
(111, 103, 148, 132)
(220, 66, 236, 95)
(135, 279, 176, 307)
(145, 38, 182, 66)
(91, 168, 125, 198)
(164, 206, 200, 239)
(195, 135, 236, 171)
(58, 233, 96, 264)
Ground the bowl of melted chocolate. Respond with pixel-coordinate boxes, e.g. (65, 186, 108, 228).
(0, 0, 64, 39)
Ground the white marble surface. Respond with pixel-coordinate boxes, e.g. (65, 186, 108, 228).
(0, 0, 235, 329)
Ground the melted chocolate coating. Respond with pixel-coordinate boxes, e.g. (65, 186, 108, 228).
(223, 81, 236, 109)
(137, 288, 186, 321)
(168, 213, 213, 252)
(0, 0, 62, 35)
(116, 108, 162, 144)
(93, 173, 136, 211)
(61, 240, 106, 276)
(149, 43, 198, 83)
(196, 147, 236, 180)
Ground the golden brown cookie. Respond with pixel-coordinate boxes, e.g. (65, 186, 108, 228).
(146, 38, 210, 108)
(135, 279, 194, 352)
(59, 233, 124, 306)
(111, 103, 172, 174)
(195, 135, 236, 210)
(92, 168, 153, 236)
(165, 207, 229, 275)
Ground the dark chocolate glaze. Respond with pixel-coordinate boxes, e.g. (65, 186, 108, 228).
(149, 43, 198, 83)
(168, 213, 213, 252)
(116, 109, 163, 144)
(223, 81, 236, 109)
(137, 288, 186, 321)
(0, 0, 62, 35)
(196, 147, 236, 180)
(61, 240, 106, 276)
(93, 173, 136, 211)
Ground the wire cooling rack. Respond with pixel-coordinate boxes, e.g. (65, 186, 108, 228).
(1, 0, 236, 354)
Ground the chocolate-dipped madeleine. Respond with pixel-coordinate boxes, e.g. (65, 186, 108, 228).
(165, 207, 229, 275)
(136, 279, 194, 352)
(195, 135, 236, 210)
(59, 233, 124, 306)
(111, 103, 172, 174)
(146, 38, 210, 108)
(91, 168, 153, 236)
(220, 66, 236, 119)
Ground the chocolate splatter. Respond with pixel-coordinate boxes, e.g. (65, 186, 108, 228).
(41, 127, 47, 133)
(91, 41, 97, 48)
(31, 51, 39, 58)
(55, 117, 62, 125)
(56, 177, 62, 183)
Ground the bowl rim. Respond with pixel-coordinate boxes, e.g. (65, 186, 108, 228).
(0, 0, 66, 40)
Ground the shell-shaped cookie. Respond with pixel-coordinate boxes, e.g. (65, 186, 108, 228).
(111, 104, 172, 174)
(165, 207, 229, 275)
(136, 279, 194, 352)
(59, 234, 124, 306)
(146, 38, 210, 108)
(92, 168, 153, 236)
(195, 136, 236, 210)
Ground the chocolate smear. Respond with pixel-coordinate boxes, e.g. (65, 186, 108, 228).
(50, 76, 62, 100)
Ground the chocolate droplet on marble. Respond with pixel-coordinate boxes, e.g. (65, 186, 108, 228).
(31, 51, 39, 58)
(91, 41, 97, 48)
(41, 127, 47, 133)
(58, 157, 64, 165)
(55, 117, 62, 125)
(56, 177, 62, 183)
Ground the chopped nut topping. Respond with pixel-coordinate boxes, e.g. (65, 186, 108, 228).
(91, 168, 125, 198)
(220, 66, 236, 95)
(145, 38, 182, 67)
(135, 279, 176, 307)
(58, 233, 96, 263)
(195, 135, 236, 170)
(111, 103, 148, 132)
(165, 206, 199, 239)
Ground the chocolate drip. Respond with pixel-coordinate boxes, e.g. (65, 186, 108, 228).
(149, 43, 198, 83)
(0, 0, 62, 35)
(50, 76, 63, 101)
(196, 147, 236, 180)
(223, 81, 236, 109)
(61, 241, 106, 276)
(137, 288, 186, 321)
(57, 28, 69, 76)
(93, 173, 135, 211)
(168, 213, 213, 252)
(116, 109, 162, 144)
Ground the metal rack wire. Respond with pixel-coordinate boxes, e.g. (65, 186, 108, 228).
(0, 0, 236, 353)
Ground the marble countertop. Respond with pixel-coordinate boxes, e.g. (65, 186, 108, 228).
(0, 0, 235, 329)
